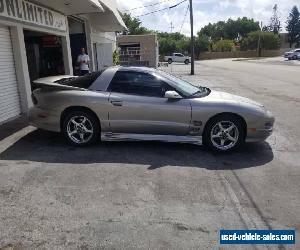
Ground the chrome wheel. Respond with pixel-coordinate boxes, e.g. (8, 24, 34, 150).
(67, 116, 94, 144)
(210, 121, 239, 151)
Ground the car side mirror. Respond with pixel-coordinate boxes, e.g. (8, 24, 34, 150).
(164, 90, 182, 99)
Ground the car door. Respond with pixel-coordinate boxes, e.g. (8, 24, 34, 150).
(107, 70, 191, 135)
(175, 53, 184, 62)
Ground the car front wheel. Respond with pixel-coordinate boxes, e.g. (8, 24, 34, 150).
(62, 110, 100, 146)
(203, 115, 245, 152)
(168, 59, 173, 64)
(184, 59, 190, 64)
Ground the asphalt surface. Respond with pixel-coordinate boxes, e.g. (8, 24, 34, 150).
(0, 57, 299, 249)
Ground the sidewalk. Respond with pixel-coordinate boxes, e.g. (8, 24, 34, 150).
(0, 116, 35, 154)
(0, 116, 28, 140)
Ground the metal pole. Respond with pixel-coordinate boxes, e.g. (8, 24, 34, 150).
(189, 0, 195, 75)
(257, 21, 263, 57)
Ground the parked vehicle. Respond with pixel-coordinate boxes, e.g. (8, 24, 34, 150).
(284, 49, 300, 60)
(164, 53, 191, 64)
(29, 66, 274, 152)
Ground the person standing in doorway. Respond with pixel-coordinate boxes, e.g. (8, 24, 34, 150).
(77, 48, 90, 76)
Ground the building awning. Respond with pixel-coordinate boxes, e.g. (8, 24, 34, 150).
(89, 0, 127, 32)
(34, 0, 104, 15)
(35, 0, 126, 32)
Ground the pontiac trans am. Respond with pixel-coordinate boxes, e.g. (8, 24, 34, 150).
(29, 66, 275, 152)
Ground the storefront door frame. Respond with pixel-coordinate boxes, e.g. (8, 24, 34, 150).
(0, 18, 72, 113)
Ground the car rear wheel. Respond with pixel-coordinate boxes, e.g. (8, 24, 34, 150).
(184, 59, 190, 64)
(203, 114, 245, 152)
(168, 59, 173, 64)
(62, 110, 100, 146)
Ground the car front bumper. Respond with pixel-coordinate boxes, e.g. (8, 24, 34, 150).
(245, 111, 275, 142)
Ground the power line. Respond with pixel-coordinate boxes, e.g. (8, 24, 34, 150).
(123, 0, 173, 12)
(135, 0, 187, 18)
(179, 3, 189, 33)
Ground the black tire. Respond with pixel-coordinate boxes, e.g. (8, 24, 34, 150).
(168, 58, 173, 64)
(184, 59, 190, 65)
(62, 110, 100, 146)
(203, 114, 245, 153)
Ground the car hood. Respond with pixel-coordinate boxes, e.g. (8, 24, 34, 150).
(197, 90, 265, 108)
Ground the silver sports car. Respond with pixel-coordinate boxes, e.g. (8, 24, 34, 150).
(29, 66, 274, 152)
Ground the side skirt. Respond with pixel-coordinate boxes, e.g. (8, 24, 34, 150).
(101, 132, 203, 145)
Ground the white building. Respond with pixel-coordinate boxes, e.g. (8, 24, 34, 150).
(0, 0, 126, 124)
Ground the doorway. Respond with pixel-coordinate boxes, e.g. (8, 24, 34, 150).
(68, 17, 88, 76)
(24, 30, 65, 82)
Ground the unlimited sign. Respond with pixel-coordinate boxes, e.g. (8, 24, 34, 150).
(0, 0, 66, 31)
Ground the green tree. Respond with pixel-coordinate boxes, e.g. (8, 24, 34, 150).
(225, 17, 260, 39)
(199, 21, 226, 41)
(157, 32, 190, 55)
(120, 13, 150, 35)
(286, 6, 300, 47)
(194, 35, 209, 57)
(240, 31, 280, 51)
(199, 18, 260, 41)
(158, 37, 177, 55)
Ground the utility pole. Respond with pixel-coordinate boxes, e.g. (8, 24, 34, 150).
(257, 21, 263, 57)
(189, 0, 195, 75)
(169, 22, 174, 33)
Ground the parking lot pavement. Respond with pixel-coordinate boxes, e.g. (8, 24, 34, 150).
(0, 59, 300, 249)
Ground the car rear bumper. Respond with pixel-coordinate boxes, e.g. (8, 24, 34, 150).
(28, 107, 61, 132)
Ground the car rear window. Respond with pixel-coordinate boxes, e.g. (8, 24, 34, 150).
(55, 71, 104, 89)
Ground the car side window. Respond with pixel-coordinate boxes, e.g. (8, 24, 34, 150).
(108, 71, 174, 97)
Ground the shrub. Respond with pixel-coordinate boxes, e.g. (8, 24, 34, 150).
(212, 39, 235, 52)
(240, 31, 281, 50)
(113, 50, 120, 65)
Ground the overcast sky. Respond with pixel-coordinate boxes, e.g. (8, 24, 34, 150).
(116, 0, 299, 36)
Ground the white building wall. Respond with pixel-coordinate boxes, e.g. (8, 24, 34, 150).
(90, 31, 116, 70)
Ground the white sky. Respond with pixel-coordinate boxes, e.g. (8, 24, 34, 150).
(116, 0, 299, 35)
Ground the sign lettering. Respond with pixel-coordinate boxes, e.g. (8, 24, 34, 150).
(0, 0, 67, 31)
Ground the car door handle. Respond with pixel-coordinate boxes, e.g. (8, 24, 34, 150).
(110, 100, 123, 106)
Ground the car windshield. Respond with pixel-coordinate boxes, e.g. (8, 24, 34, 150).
(156, 70, 208, 97)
